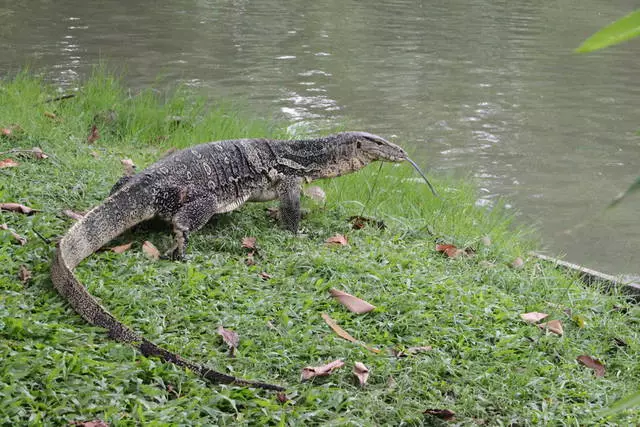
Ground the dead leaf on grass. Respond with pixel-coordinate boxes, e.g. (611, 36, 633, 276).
(18, 265, 32, 284)
(86, 124, 99, 144)
(245, 251, 255, 266)
(329, 288, 376, 314)
(259, 271, 272, 280)
(435, 243, 473, 258)
(142, 241, 160, 260)
(276, 392, 289, 403)
(576, 355, 605, 377)
(511, 257, 525, 269)
(1, 223, 27, 245)
(520, 312, 549, 324)
(0, 203, 38, 215)
(217, 325, 239, 356)
(349, 215, 386, 230)
(121, 158, 136, 176)
(303, 185, 326, 202)
(321, 313, 380, 353)
(0, 158, 19, 168)
(423, 409, 456, 421)
(44, 111, 57, 120)
(242, 236, 257, 249)
(63, 209, 85, 221)
(69, 420, 109, 427)
(353, 362, 369, 387)
(325, 234, 348, 246)
(300, 359, 345, 381)
(111, 242, 133, 253)
(537, 319, 563, 336)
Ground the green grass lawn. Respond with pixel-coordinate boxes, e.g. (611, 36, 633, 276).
(1, 71, 639, 426)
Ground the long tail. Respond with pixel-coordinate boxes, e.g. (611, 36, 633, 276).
(51, 189, 284, 391)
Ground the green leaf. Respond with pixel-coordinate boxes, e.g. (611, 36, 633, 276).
(576, 9, 640, 53)
(600, 390, 640, 418)
(608, 175, 640, 208)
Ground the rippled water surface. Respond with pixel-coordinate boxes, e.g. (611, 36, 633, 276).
(2, 0, 639, 274)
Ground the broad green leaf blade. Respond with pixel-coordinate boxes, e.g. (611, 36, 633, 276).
(576, 9, 640, 53)
(600, 390, 640, 418)
(608, 176, 640, 208)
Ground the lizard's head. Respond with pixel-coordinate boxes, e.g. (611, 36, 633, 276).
(345, 131, 408, 163)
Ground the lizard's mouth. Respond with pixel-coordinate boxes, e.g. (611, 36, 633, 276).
(405, 156, 439, 198)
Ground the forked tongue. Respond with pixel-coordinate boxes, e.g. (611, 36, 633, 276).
(405, 157, 439, 198)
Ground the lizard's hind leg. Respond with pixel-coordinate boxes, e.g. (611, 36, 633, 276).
(166, 194, 221, 260)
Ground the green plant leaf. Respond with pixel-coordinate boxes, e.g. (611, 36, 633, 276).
(600, 390, 640, 418)
(608, 176, 640, 208)
(576, 9, 640, 53)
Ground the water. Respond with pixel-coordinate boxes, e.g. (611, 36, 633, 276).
(2, 0, 639, 275)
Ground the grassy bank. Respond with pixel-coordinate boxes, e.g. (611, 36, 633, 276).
(1, 72, 639, 425)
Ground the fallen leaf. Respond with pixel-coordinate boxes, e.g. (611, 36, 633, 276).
(0, 203, 38, 215)
(0, 223, 27, 245)
(303, 185, 326, 202)
(537, 319, 563, 336)
(111, 242, 133, 253)
(121, 158, 136, 176)
(435, 243, 473, 258)
(259, 271, 272, 280)
(63, 209, 85, 221)
(424, 409, 456, 421)
(242, 236, 257, 249)
(31, 147, 48, 159)
(349, 215, 386, 230)
(329, 288, 376, 314)
(44, 111, 57, 120)
(325, 234, 348, 246)
(87, 125, 99, 144)
(1, 128, 11, 136)
(301, 359, 345, 381)
(0, 158, 19, 168)
(276, 392, 289, 403)
(353, 362, 369, 387)
(18, 265, 31, 284)
(245, 251, 255, 266)
(520, 312, 549, 324)
(511, 257, 525, 269)
(69, 420, 109, 427)
(142, 241, 160, 260)
(217, 325, 239, 356)
(577, 355, 605, 377)
(321, 313, 380, 353)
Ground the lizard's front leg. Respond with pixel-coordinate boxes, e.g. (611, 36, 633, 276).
(277, 176, 303, 233)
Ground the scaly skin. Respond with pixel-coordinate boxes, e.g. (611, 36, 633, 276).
(50, 131, 408, 390)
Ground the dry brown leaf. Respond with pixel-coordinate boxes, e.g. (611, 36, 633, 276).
(424, 409, 456, 421)
(537, 319, 563, 336)
(70, 420, 109, 427)
(0, 158, 19, 168)
(303, 185, 326, 202)
(349, 215, 386, 230)
(511, 257, 525, 269)
(276, 392, 289, 403)
(111, 242, 133, 253)
(1, 128, 11, 136)
(353, 362, 369, 387)
(44, 111, 57, 120)
(321, 313, 380, 353)
(0, 203, 38, 215)
(63, 209, 85, 221)
(576, 355, 605, 377)
(1, 223, 27, 245)
(242, 236, 257, 249)
(245, 251, 255, 266)
(435, 243, 468, 258)
(300, 359, 345, 381)
(217, 325, 239, 356)
(520, 312, 549, 324)
(18, 265, 32, 284)
(121, 158, 136, 176)
(87, 125, 99, 144)
(329, 288, 376, 314)
(142, 241, 160, 260)
(259, 271, 272, 280)
(325, 234, 348, 246)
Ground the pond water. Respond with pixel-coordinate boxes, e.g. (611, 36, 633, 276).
(2, 0, 639, 275)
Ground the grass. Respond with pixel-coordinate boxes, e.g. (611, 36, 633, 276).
(1, 71, 640, 426)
